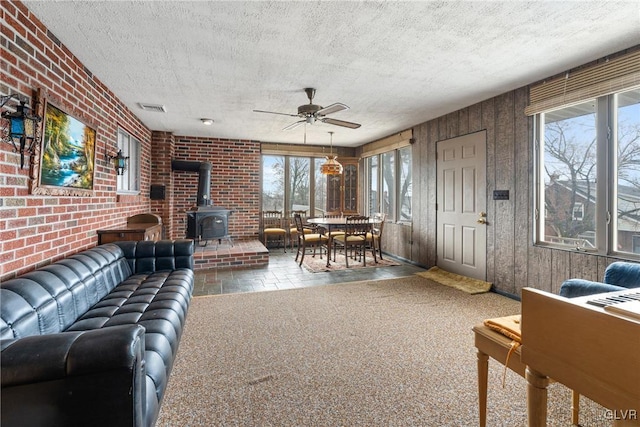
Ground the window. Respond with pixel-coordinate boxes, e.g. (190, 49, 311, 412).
(116, 128, 140, 193)
(572, 203, 584, 221)
(262, 154, 326, 216)
(633, 235, 640, 254)
(381, 151, 395, 221)
(614, 89, 640, 254)
(364, 146, 412, 222)
(288, 157, 310, 212)
(262, 155, 285, 211)
(367, 155, 378, 214)
(313, 158, 326, 217)
(399, 146, 412, 221)
(535, 87, 640, 256)
(538, 100, 596, 247)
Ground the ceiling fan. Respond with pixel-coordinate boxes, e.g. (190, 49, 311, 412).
(253, 88, 361, 131)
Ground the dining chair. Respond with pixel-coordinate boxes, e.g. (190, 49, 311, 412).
(332, 215, 377, 268)
(322, 211, 345, 240)
(288, 209, 312, 250)
(366, 212, 386, 260)
(294, 213, 328, 266)
(262, 210, 287, 252)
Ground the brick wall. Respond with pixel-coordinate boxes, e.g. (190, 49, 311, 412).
(1, 1, 154, 280)
(1, 2, 262, 280)
(171, 136, 261, 241)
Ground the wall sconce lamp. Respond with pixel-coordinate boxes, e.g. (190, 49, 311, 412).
(1, 94, 42, 169)
(105, 149, 129, 175)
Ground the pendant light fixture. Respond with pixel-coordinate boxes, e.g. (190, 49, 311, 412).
(320, 131, 343, 175)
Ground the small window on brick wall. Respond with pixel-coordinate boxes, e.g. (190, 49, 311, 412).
(117, 128, 140, 194)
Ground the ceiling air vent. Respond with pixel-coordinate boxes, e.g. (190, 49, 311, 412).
(138, 103, 167, 113)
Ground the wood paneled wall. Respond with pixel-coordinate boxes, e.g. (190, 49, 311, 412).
(386, 87, 630, 298)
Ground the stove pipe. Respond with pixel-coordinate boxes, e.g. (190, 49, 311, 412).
(171, 160, 213, 207)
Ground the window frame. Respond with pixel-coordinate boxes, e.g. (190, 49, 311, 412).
(533, 87, 640, 259)
(364, 146, 412, 224)
(261, 154, 324, 216)
(116, 127, 140, 195)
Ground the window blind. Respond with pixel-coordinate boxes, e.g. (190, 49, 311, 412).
(525, 50, 640, 116)
(360, 129, 413, 157)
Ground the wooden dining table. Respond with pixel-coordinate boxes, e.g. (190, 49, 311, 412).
(307, 216, 378, 267)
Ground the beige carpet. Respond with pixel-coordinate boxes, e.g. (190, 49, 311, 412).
(157, 276, 607, 426)
(301, 251, 399, 272)
(416, 266, 493, 294)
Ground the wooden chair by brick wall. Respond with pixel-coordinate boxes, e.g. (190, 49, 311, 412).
(262, 210, 287, 252)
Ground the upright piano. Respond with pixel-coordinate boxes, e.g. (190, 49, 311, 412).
(521, 287, 640, 427)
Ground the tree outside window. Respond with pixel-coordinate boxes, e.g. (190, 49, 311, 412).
(382, 151, 395, 221)
(615, 88, 640, 253)
(288, 157, 310, 213)
(541, 100, 597, 247)
(399, 146, 412, 221)
(262, 155, 284, 211)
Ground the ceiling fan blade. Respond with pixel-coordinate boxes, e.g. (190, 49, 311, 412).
(316, 103, 349, 116)
(253, 109, 299, 117)
(321, 117, 361, 129)
(283, 120, 305, 131)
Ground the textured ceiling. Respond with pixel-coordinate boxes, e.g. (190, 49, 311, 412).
(22, 1, 640, 147)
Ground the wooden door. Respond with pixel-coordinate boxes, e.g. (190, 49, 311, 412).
(436, 131, 487, 280)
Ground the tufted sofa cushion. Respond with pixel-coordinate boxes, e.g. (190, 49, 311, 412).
(0, 244, 131, 340)
(117, 239, 194, 273)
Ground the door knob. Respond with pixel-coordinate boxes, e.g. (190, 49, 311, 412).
(477, 218, 487, 224)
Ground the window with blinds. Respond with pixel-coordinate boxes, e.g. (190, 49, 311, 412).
(533, 84, 640, 256)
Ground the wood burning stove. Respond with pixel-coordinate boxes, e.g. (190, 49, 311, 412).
(186, 208, 232, 246)
(172, 159, 233, 247)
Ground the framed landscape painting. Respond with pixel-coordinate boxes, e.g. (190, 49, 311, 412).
(32, 99, 96, 196)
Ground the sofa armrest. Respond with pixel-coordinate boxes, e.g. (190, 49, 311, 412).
(603, 261, 640, 289)
(559, 278, 626, 298)
(1, 325, 146, 427)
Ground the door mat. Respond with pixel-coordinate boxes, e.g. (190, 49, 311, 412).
(415, 266, 492, 294)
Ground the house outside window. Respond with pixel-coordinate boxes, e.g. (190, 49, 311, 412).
(534, 87, 640, 256)
(116, 128, 140, 194)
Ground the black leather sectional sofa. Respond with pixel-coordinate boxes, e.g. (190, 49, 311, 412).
(0, 239, 195, 427)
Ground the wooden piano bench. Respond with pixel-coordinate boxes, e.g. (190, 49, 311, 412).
(473, 323, 580, 427)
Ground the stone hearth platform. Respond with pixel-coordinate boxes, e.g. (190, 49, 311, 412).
(193, 239, 269, 270)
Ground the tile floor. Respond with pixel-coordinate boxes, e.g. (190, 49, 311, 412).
(193, 250, 427, 296)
